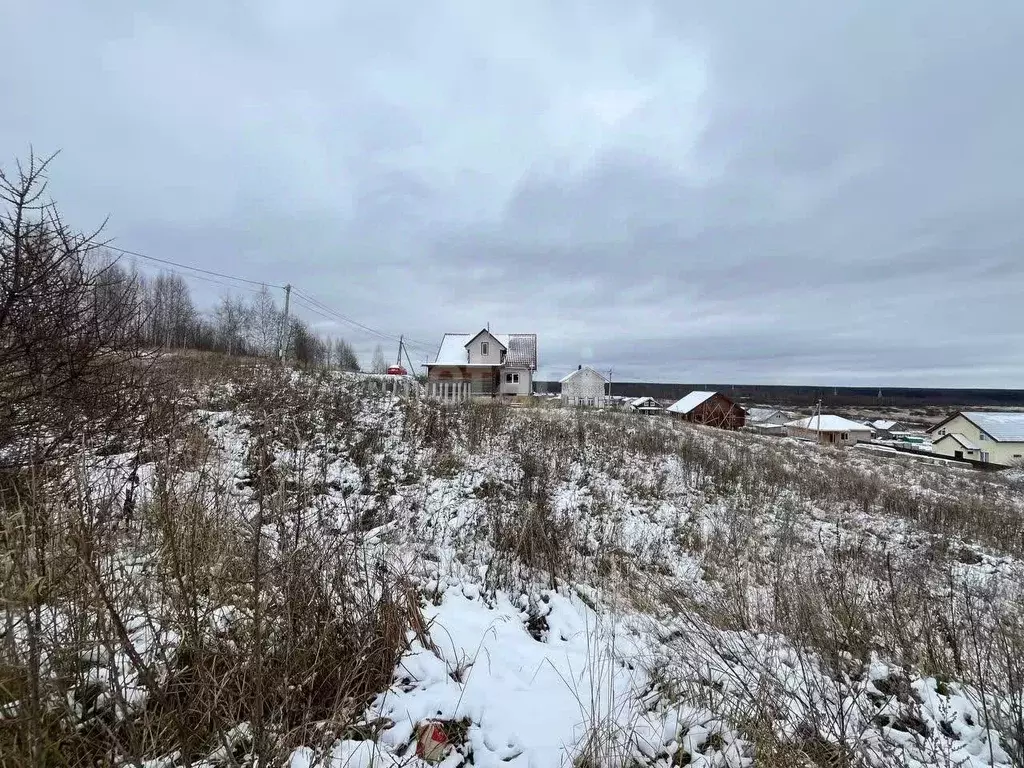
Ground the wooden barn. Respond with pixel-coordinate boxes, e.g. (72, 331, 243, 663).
(666, 391, 745, 429)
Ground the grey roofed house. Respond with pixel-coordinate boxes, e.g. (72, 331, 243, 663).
(926, 410, 1024, 466)
(949, 412, 1024, 441)
(425, 329, 538, 399)
(866, 419, 903, 434)
(746, 407, 792, 426)
(430, 331, 538, 369)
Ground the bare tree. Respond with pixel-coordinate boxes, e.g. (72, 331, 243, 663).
(0, 151, 145, 464)
(371, 343, 388, 374)
(247, 285, 281, 357)
(145, 271, 197, 348)
(289, 317, 327, 368)
(334, 337, 360, 372)
(213, 292, 248, 356)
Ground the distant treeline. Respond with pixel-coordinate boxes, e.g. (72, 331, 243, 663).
(535, 381, 1024, 409)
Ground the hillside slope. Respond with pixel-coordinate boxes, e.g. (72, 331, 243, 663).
(4, 362, 1023, 767)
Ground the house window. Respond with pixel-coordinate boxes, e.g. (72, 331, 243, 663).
(979, 432, 987, 441)
(481, 341, 489, 356)
(506, 373, 519, 384)
(841, 433, 848, 440)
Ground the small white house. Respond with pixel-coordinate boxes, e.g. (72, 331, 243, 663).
(560, 365, 608, 407)
(785, 415, 873, 446)
(746, 407, 793, 427)
(629, 396, 663, 415)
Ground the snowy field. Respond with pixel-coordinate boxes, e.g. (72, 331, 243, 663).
(4, 363, 1024, 767)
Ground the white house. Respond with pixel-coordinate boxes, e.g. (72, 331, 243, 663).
(746, 407, 793, 427)
(560, 365, 608, 407)
(785, 415, 873, 446)
(927, 411, 1024, 466)
(745, 407, 793, 436)
(629, 396, 663, 415)
(425, 328, 537, 400)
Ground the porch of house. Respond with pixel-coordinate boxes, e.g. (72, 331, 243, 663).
(425, 366, 502, 401)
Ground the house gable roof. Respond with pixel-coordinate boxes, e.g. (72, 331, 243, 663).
(464, 328, 506, 350)
(870, 419, 900, 430)
(746, 407, 783, 423)
(927, 411, 1024, 442)
(429, 331, 537, 369)
(667, 391, 718, 414)
(785, 414, 873, 432)
(630, 397, 660, 409)
(934, 432, 980, 451)
(559, 365, 608, 384)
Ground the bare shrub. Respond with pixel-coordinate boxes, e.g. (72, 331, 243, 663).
(1, 151, 148, 468)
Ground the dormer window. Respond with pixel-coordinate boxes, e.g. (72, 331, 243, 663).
(481, 341, 489, 356)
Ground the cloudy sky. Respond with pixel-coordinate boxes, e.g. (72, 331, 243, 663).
(3, 1, 1023, 386)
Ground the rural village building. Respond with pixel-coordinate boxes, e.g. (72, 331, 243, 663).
(746, 407, 794, 427)
(927, 411, 1024, 466)
(785, 415, 873, 446)
(744, 407, 795, 436)
(865, 419, 903, 438)
(425, 329, 537, 400)
(560, 365, 608, 407)
(629, 396, 663, 415)
(667, 391, 745, 429)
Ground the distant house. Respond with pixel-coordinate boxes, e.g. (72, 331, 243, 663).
(746, 407, 793, 427)
(425, 329, 537, 400)
(866, 419, 903, 438)
(785, 415, 873, 446)
(927, 411, 1024, 466)
(744, 407, 794, 436)
(560, 365, 608, 407)
(667, 391, 745, 429)
(629, 396, 663, 415)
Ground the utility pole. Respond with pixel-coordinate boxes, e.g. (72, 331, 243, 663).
(403, 344, 417, 377)
(607, 368, 613, 400)
(278, 283, 291, 362)
(396, 335, 404, 367)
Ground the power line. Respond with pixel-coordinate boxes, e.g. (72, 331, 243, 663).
(104, 244, 280, 288)
(103, 240, 435, 354)
(291, 293, 433, 353)
(291, 288, 434, 351)
(122, 256, 267, 296)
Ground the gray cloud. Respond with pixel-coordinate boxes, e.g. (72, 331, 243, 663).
(2, 0, 1023, 385)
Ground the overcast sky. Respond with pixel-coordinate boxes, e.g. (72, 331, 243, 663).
(3, 1, 1023, 386)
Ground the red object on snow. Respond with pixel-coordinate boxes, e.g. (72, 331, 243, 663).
(416, 722, 449, 763)
(387, 365, 408, 376)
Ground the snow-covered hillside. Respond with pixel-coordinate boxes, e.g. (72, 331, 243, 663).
(4, 363, 1023, 767)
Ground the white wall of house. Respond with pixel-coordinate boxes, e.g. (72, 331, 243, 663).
(932, 435, 981, 462)
(930, 415, 1024, 465)
(500, 367, 531, 396)
(561, 368, 607, 406)
(786, 425, 872, 446)
(466, 331, 505, 365)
